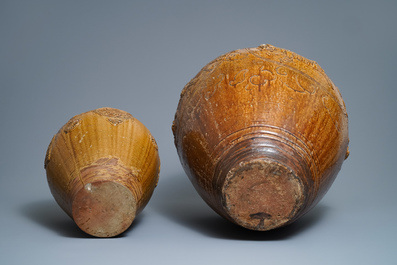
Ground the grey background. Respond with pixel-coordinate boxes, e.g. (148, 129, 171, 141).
(1, 0, 396, 264)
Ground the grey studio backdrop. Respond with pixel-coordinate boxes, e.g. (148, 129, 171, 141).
(1, 1, 396, 264)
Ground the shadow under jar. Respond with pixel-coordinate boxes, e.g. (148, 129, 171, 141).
(172, 44, 349, 231)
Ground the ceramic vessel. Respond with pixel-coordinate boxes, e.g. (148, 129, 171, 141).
(172, 44, 349, 231)
(45, 107, 160, 237)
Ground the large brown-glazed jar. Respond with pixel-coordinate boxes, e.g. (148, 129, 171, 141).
(172, 44, 349, 231)
(45, 107, 160, 237)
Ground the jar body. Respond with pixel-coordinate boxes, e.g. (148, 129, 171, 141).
(173, 45, 349, 230)
(45, 107, 160, 237)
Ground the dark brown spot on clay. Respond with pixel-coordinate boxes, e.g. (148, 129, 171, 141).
(250, 212, 272, 230)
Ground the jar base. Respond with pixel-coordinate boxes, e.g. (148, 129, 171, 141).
(72, 181, 136, 237)
(222, 159, 305, 231)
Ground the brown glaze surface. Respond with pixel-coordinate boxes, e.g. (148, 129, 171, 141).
(45, 107, 160, 237)
(173, 44, 349, 230)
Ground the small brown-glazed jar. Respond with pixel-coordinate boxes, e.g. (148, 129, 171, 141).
(45, 107, 160, 237)
(172, 44, 349, 231)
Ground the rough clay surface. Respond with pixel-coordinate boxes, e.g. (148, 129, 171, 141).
(222, 160, 305, 231)
(72, 181, 136, 237)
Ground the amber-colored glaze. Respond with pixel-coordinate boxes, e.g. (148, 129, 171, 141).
(172, 44, 349, 231)
(45, 107, 160, 237)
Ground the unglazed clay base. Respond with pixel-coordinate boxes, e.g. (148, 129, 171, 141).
(222, 160, 305, 231)
(72, 181, 136, 237)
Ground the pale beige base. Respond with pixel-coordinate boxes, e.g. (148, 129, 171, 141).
(72, 181, 136, 237)
(222, 160, 305, 231)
